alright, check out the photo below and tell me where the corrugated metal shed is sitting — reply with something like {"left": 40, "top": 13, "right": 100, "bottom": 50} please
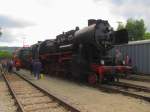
{"left": 110, "top": 39, "right": 150, "bottom": 75}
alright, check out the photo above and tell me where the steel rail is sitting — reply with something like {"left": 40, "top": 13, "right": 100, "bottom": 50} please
{"left": 109, "top": 82, "right": 150, "bottom": 92}
{"left": 121, "top": 77, "right": 150, "bottom": 83}
{"left": 98, "top": 84, "right": 150, "bottom": 102}
{"left": 14, "top": 72, "right": 80, "bottom": 112}
{"left": 0, "top": 69, "right": 25, "bottom": 112}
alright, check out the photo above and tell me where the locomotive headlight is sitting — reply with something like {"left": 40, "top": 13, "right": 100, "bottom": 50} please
{"left": 101, "top": 60, "right": 105, "bottom": 65}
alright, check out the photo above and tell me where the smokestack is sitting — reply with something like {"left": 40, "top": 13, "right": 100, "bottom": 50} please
{"left": 38, "top": 41, "right": 42, "bottom": 43}
{"left": 88, "top": 19, "right": 96, "bottom": 26}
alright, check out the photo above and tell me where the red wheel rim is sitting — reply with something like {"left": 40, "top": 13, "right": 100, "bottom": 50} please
{"left": 88, "top": 74, "right": 97, "bottom": 84}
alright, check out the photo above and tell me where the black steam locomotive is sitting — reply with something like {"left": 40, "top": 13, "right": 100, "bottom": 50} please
{"left": 14, "top": 19, "right": 131, "bottom": 84}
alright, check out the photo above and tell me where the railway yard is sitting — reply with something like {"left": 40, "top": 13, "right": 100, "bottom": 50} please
{"left": 0, "top": 0, "right": 150, "bottom": 111}
{"left": 0, "top": 68, "right": 148, "bottom": 112}
{"left": 0, "top": 16, "right": 150, "bottom": 112}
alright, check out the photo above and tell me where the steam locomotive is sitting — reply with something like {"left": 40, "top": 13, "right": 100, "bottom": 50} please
{"left": 14, "top": 19, "right": 131, "bottom": 84}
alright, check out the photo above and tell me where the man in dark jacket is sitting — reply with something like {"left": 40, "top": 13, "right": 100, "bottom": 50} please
{"left": 32, "top": 59, "right": 42, "bottom": 80}
{"left": 30, "top": 58, "right": 34, "bottom": 75}
{"left": 7, "top": 59, "right": 13, "bottom": 73}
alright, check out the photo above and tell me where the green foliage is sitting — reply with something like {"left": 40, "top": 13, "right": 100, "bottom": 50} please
{"left": 0, "top": 47, "right": 19, "bottom": 53}
{"left": 144, "top": 32, "right": 150, "bottom": 40}
{"left": 125, "top": 18, "right": 146, "bottom": 41}
{"left": 0, "top": 50, "right": 12, "bottom": 58}
{"left": 117, "top": 22, "right": 125, "bottom": 30}
{"left": 0, "top": 27, "right": 2, "bottom": 37}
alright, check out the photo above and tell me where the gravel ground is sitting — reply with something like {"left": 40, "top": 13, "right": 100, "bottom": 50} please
{"left": 17, "top": 69, "right": 150, "bottom": 112}
{"left": 120, "top": 79, "right": 150, "bottom": 88}
{"left": 0, "top": 74, "right": 17, "bottom": 112}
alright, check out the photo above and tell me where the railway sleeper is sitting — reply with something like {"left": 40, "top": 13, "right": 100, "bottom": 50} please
{"left": 20, "top": 97, "right": 52, "bottom": 105}
{"left": 24, "top": 102, "right": 59, "bottom": 111}
{"left": 17, "top": 93, "right": 45, "bottom": 99}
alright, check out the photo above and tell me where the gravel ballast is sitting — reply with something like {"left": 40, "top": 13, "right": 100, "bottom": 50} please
{"left": 0, "top": 74, "right": 17, "bottom": 112}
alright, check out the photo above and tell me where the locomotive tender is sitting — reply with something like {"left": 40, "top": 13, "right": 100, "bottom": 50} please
{"left": 14, "top": 19, "right": 131, "bottom": 84}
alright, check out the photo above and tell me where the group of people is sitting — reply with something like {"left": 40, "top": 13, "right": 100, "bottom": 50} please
{"left": 1, "top": 59, "right": 13, "bottom": 73}
{"left": 1, "top": 58, "right": 42, "bottom": 80}
{"left": 115, "top": 49, "right": 132, "bottom": 66}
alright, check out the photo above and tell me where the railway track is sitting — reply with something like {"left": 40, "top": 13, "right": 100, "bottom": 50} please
{"left": 121, "top": 75, "right": 150, "bottom": 83}
{"left": 0, "top": 72, "right": 17, "bottom": 112}
{"left": 15, "top": 69, "right": 150, "bottom": 104}
{"left": 110, "top": 81, "right": 150, "bottom": 92}
{"left": 12, "top": 69, "right": 150, "bottom": 109}
{"left": 1, "top": 70, "right": 80, "bottom": 112}
{"left": 98, "top": 82, "right": 150, "bottom": 102}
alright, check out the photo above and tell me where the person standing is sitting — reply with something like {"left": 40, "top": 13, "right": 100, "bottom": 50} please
{"left": 125, "top": 55, "right": 132, "bottom": 66}
{"left": 7, "top": 59, "right": 13, "bottom": 73}
{"left": 32, "top": 59, "right": 42, "bottom": 80}
{"left": 30, "top": 58, "right": 34, "bottom": 75}
{"left": 3, "top": 59, "right": 7, "bottom": 72}
{"left": 115, "top": 49, "right": 123, "bottom": 65}
{"left": 125, "top": 55, "right": 129, "bottom": 65}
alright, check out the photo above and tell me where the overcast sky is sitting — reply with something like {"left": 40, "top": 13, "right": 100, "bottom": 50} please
{"left": 0, "top": 0, "right": 149, "bottom": 47}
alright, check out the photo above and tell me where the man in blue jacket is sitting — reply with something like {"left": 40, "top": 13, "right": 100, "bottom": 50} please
{"left": 32, "top": 59, "right": 42, "bottom": 80}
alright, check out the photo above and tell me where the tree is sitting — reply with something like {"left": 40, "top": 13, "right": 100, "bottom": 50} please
{"left": 144, "top": 32, "right": 150, "bottom": 40}
{"left": 0, "top": 27, "right": 2, "bottom": 36}
{"left": 0, "top": 51, "right": 12, "bottom": 59}
{"left": 117, "top": 22, "right": 125, "bottom": 30}
{"left": 125, "top": 18, "right": 146, "bottom": 41}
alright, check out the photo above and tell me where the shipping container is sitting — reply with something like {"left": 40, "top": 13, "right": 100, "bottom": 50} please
{"left": 110, "top": 39, "right": 150, "bottom": 75}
